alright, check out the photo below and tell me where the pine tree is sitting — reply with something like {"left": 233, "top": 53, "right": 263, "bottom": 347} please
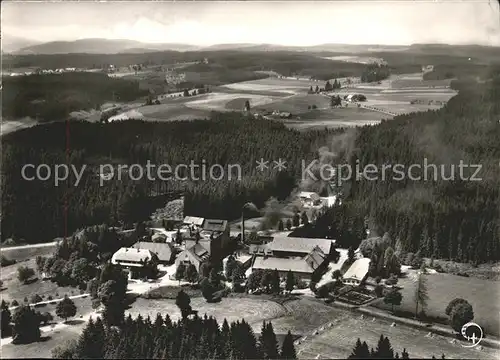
{"left": 12, "top": 305, "right": 41, "bottom": 344}
{"left": 414, "top": 270, "right": 429, "bottom": 318}
{"left": 271, "top": 269, "right": 281, "bottom": 294}
{"left": 259, "top": 322, "right": 279, "bottom": 359}
{"left": 285, "top": 270, "right": 296, "bottom": 293}
{"left": 348, "top": 338, "right": 371, "bottom": 359}
{"left": 278, "top": 220, "right": 284, "bottom": 231}
{"left": 1, "top": 300, "right": 12, "bottom": 338}
{"left": 374, "top": 335, "right": 394, "bottom": 359}
{"left": 401, "top": 348, "right": 410, "bottom": 359}
{"left": 280, "top": 330, "right": 297, "bottom": 359}
{"left": 300, "top": 212, "right": 309, "bottom": 226}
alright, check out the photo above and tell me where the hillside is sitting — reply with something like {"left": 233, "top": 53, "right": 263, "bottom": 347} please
{"left": 13, "top": 38, "right": 199, "bottom": 55}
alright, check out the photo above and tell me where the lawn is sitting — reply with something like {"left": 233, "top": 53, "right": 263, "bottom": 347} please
{"left": 1, "top": 297, "right": 94, "bottom": 358}
{"left": 1, "top": 244, "right": 58, "bottom": 262}
{"left": 127, "top": 295, "right": 342, "bottom": 335}
{"left": 372, "top": 272, "right": 500, "bottom": 337}
{"left": 0, "top": 261, "right": 79, "bottom": 304}
{"left": 295, "top": 310, "right": 500, "bottom": 359}
{"left": 1, "top": 244, "right": 78, "bottom": 304}
{"left": 126, "top": 296, "right": 287, "bottom": 327}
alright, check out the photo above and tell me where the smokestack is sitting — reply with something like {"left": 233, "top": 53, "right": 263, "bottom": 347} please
{"left": 242, "top": 211, "right": 245, "bottom": 244}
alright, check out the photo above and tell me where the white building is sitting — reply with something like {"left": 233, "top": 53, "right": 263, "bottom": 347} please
{"left": 342, "top": 257, "right": 370, "bottom": 286}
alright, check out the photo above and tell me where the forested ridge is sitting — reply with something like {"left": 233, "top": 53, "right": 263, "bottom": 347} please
{"left": 51, "top": 313, "right": 296, "bottom": 359}
{"left": 2, "top": 72, "right": 148, "bottom": 122}
{"left": 2, "top": 73, "right": 499, "bottom": 263}
{"left": 1, "top": 113, "right": 333, "bottom": 242}
{"left": 347, "top": 76, "right": 500, "bottom": 262}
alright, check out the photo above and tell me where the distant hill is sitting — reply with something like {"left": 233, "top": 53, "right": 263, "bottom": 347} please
{"left": 200, "top": 43, "right": 410, "bottom": 53}
{"left": 1, "top": 35, "right": 42, "bottom": 53}
{"left": 407, "top": 43, "right": 500, "bottom": 62}
{"left": 13, "top": 38, "right": 199, "bottom": 55}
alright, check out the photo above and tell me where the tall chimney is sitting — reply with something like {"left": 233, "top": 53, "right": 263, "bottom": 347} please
{"left": 241, "top": 211, "right": 245, "bottom": 244}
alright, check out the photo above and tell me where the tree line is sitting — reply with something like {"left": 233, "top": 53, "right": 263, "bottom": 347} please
{"left": 2, "top": 72, "right": 148, "bottom": 122}
{"left": 1, "top": 113, "right": 335, "bottom": 243}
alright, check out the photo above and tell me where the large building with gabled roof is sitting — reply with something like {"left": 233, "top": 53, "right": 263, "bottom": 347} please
{"left": 249, "top": 234, "right": 334, "bottom": 281}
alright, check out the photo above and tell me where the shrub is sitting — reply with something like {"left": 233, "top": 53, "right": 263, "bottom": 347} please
{"left": 1, "top": 256, "right": 17, "bottom": 267}
{"left": 296, "top": 280, "right": 308, "bottom": 289}
{"left": 433, "top": 264, "right": 444, "bottom": 273}
{"left": 23, "top": 297, "right": 28, "bottom": 303}
{"left": 47, "top": 295, "right": 53, "bottom": 300}
{"left": 12, "top": 300, "right": 19, "bottom": 306}
{"left": 17, "top": 266, "right": 35, "bottom": 284}
{"left": 31, "top": 294, "right": 43, "bottom": 304}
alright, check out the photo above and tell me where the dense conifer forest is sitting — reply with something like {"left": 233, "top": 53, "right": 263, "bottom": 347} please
{"left": 2, "top": 73, "right": 149, "bottom": 122}
{"left": 2, "top": 72, "right": 499, "bottom": 263}
{"left": 51, "top": 313, "right": 297, "bottom": 359}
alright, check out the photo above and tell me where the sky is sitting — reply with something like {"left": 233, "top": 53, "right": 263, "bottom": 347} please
{"left": 2, "top": 1, "right": 500, "bottom": 47}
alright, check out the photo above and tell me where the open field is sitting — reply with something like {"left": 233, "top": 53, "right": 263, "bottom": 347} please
{"left": 372, "top": 272, "right": 500, "bottom": 337}
{"left": 0, "top": 242, "right": 67, "bottom": 303}
{"left": 1, "top": 297, "right": 94, "bottom": 358}
{"left": 0, "top": 118, "right": 38, "bottom": 137}
{"left": 127, "top": 296, "right": 342, "bottom": 335}
{"left": 322, "top": 55, "right": 386, "bottom": 65}
{"left": 0, "top": 261, "right": 79, "bottom": 303}
{"left": 1, "top": 243, "right": 58, "bottom": 262}
{"left": 295, "top": 310, "right": 500, "bottom": 359}
{"left": 222, "top": 76, "right": 321, "bottom": 95}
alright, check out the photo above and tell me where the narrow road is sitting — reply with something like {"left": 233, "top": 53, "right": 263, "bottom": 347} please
{"left": 1, "top": 241, "right": 59, "bottom": 252}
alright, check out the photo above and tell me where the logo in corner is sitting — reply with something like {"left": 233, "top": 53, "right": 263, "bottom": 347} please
{"left": 460, "top": 322, "right": 483, "bottom": 348}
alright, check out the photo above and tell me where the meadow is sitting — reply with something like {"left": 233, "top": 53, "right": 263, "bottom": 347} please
{"left": 295, "top": 310, "right": 500, "bottom": 360}
{"left": 372, "top": 272, "right": 500, "bottom": 337}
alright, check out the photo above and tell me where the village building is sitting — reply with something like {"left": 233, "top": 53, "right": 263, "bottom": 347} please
{"left": 132, "top": 241, "right": 176, "bottom": 265}
{"left": 342, "top": 257, "right": 371, "bottom": 286}
{"left": 251, "top": 234, "right": 336, "bottom": 258}
{"left": 249, "top": 234, "right": 336, "bottom": 281}
{"left": 251, "top": 245, "right": 327, "bottom": 281}
{"left": 174, "top": 218, "right": 230, "bottom": 272}
{"left": 111, "top": 247, "right": 158, "bottom": 279}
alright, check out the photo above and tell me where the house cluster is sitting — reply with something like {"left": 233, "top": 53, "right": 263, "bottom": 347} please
{"left": 110, "top": 211, "right": 372, "bottom": 289}
{"left": 165, "top": 69, "right": 187, "bottom": 85}
{"left": 344, "top": 93, "right": 367, "bottom": 103}
{"left": 298, "top": 191, "right": 338, "bottom": 209}
{"left": 111, "top": 216, "right": 229, "bottom": 279}
{"left": 8, "top": 67, "right": 79, "bottom": 77}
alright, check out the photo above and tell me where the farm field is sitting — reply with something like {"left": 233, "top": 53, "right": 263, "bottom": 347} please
{"left": 372, "top": 272, "right": 500, "bottom": 337}
{"left": 295, "top": 310, "right": 500, "bottom": 359}
{"left": 78, "top": 69, "right": 458, "bottom": 129}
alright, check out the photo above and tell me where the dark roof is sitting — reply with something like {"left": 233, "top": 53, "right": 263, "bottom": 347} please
{"left": 249, "top": 244, "right": 272, "bottom": 256}
{"left": 132, "top": 242, "right": 174, "bottom": 262}
{"left": 187, "top": 243, "right": 210, "bottom": 262}
{"left": 203, "top": 219, "right": 228, "bottom": 232}
{"left": 304, "top": 246, "right": 326, "bottom": 271}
